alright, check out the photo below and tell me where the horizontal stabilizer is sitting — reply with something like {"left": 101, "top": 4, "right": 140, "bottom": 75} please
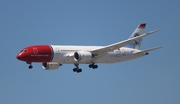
{"left": 141, "top": 46, "right": 163, "bottom": 52}
{"left": 134, "top": 46, "right": 163, "bottom": 54}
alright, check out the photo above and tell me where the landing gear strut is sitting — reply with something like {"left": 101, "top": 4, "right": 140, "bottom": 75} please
{"left": 89, "top": 63, "right": 98, "bottom": 69}
{"left": 26, "top": 62, "right": 33, "bottom": 69}
{"left": 73, "top": 64, "right": 82, "bottom": 73}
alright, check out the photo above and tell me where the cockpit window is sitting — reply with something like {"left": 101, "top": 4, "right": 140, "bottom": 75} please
{"left": 24, "top": 50, "right": 28, "bottom": 52}
{"left": 20, "top": 49, "right": 28, "bottom": 52}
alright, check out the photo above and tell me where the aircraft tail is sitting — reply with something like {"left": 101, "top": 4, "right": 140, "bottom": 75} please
{"left": 126, "top": 23, "right": 146, "bottom": 49}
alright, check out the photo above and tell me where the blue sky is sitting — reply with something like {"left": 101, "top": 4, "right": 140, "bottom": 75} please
{"left": 0, "top": 0, "right": 179, "bottom": 104}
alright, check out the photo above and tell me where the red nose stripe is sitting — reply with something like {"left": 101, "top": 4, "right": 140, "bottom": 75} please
{"left": 18, "top": 45, "right": 53, "bottom": 62}
{"left": 29, "top": 45, "right": 53, "bottom": 62}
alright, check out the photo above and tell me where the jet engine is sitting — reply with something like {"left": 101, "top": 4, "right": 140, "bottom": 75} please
{"left": 42, "top": 62, "right": 61, "bottom": 70}
{"left": 74, "top": 51, "right": 92, "bottom": 62}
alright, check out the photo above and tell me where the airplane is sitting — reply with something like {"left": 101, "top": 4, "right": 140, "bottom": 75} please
{"left": 16, "top": 23, "right": 162, "bottom": 73}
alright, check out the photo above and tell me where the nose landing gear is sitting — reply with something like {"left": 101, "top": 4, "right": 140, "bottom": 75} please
{"left": 28, "top": 65, "right": 33, "bottom": 69}
{"left": 26, "top": 62, "right": 33, "bottom": 69}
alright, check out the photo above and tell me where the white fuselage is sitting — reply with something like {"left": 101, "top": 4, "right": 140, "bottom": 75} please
{"left": 50, "top": 45, "right": 145, "bottom": 64}
{"left": 16, "top": 23, "right": 161, "bottom": 71}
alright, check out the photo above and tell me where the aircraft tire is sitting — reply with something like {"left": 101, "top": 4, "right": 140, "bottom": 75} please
{"left": 94, "top": 65, "right": 98, "bottom": 69}
{"left": 89, "top": 64, "right": 92, "bottom": 68}
{"left": 77, "top": 68, "right": 82, "bottom": 73}
{"left": 29, "top": 65, "right": 33, "bottom": 69}
{"left": 92, "top": 65, "right": 98, "bottom": 69}
{"left": 73, "top": 68, "right": 77, "bottom": 72}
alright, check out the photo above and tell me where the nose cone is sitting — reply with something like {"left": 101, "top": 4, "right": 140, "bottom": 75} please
{"left": 16, "top": 53, "right": 23, "bottom": 60}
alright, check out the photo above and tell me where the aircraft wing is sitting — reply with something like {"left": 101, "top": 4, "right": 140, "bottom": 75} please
{"left": 90, "top": 29, "right": 160, "bottom": 61}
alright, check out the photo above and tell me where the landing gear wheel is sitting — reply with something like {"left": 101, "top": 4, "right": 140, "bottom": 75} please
{"left": 73, "top": 68, "right": 76, "bottom": 72}
{"left": 73, "top": 64, "right": 82, "bottom": 73}
{"left": 73, "top": 68, "right": 82, "bottom": 73}
{"left": 89, "top": 64, "right": 92, "bottom": 68}
{"left": 77, "top": 68, "right": 82, "bottom": 73}
{"left": 89, "top": 64, "right": 98, "bottom": 69}
{"left": 26, "top": 62, "right": 33, "bottom": 69}
{"left": 73, "top": 68, "right": 77, "bottom": 72}
{"left": 93, "top": 65, "right": 98, "bottom": 69}
{"left": 28, "top": 65, "right": 33, "bottom": 69}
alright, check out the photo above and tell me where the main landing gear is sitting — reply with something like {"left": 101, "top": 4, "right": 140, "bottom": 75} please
{"left": 73, "top": 63, "right": 99, "bottom": 73}
{"left": 73, "top": 64, "right": 82, "bottom": 73}
{"left": 26, "top": 62, "right": 33, "bottom": 69}
{"left": 89, "top": 63, "right": 98, "bottom": 69}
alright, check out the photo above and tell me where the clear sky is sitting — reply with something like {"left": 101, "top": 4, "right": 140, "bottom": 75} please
{"left": 0, "top": 0, "right": 179, "bottom": 104}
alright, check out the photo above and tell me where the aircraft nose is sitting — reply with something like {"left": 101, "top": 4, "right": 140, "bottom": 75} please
{"left": 16, "top": 53, "right": 23, "bottom": 60}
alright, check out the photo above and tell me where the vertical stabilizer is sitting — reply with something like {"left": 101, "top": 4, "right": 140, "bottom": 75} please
{"left": 126, "top": 23, "right": 146, "bottom": 49}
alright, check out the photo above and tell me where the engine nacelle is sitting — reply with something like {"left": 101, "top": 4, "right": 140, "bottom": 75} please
{"left": 74, "top": 51, "right": 92, "bottom": 62}
{"left": 42, "top": 62, "right": 61, "bottom": 70}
